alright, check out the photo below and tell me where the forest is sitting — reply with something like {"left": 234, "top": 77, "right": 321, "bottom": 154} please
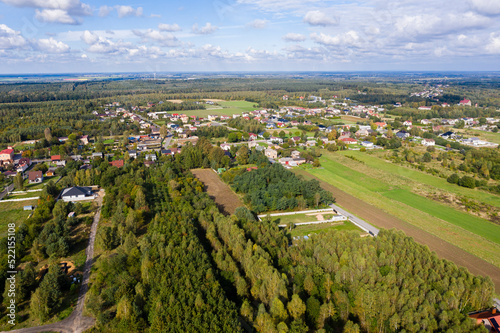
{"left": 231, "top": 163, "right": 334, "bottom": 213}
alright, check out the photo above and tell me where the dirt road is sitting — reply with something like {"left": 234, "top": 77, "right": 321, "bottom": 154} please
{"left": 191, "top": 169, "right": 243, "bottom": 215}
{"left": 294, "top": 170, "right": 500, "bottom": 292}
{"left": 3, "top": 190, "right": 104, "bottom": 333}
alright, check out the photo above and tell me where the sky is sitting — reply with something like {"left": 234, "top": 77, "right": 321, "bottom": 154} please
{"left": 0, "top": 0, "right": 500, "bottom": 73}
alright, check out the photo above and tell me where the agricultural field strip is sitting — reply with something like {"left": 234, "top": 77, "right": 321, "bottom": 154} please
{"left": 327, "top": 152, "right": 500, "bottom": 244}
{"left": 306, "top": 156, "right": 500, "bottom": 267}
{"left": 338, "top": 150, "right": 500, "bottom": 207}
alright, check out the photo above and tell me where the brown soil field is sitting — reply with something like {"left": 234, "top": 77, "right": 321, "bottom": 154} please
{"left": 294, "top": 169, "right": 500, "bottom": 292}
{"left": 167, "top": 99, "right": 183, "bottom": 103}
{"left": 191, "top": 169, "right": 243, "bottom": 215}
{"left": 341, "top": 115, "right": 364, "bottom": 122}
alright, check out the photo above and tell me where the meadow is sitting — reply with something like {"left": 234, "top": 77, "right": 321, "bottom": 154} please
{"left": 290, "top": 220, "right": 362, "bottom": 237}
{"left": 302, "top": 151, "right": 500, "bottom": 267}
{"left": 0, "top": 199, "right": 37, "bottom": 236}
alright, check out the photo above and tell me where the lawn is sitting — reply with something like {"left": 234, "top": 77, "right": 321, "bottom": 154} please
{"left": 290, "top": 221, "right": 363, "bottom": 237}
{"left": 303, "top": 152, "right": 500, "bottom": 267}
{"left": 0, "top": 199, "right": 38, "bottom": 237}
{"left": 159, "top": 100, "right": 259, "bottom": 118}
{"left": 103, "top": 139, "right": 115, "bottom": 144}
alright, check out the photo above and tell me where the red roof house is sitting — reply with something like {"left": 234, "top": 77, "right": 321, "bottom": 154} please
{"left": 109, "top": 160, "right": 124, "bottom": 168}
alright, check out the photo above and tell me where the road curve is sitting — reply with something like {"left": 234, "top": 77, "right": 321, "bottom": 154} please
{"left": 3, "top": 190, "right": 104, "bottom": 333}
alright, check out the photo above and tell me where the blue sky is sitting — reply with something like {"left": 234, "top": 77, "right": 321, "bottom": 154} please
{"left": 0, "top": 0, "right": 500, "bottom": 73}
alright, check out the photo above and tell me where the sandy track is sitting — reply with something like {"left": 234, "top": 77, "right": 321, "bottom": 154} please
{"left": 294, "top": 170, "right": 500, "bottom": 292}
{"left": 191, "top": 169, "right": 243, "bottom": 215}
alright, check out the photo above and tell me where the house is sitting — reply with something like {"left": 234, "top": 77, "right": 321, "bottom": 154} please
{"left": 395, "top": 131, "right": 410, "bottom": 139}
{"left": 45, "top": 169, "right": 56, "bottom": 177}
{"left": 109, "top": 160, "right": 124, "bottom": 168}
{"left": 440, "top": 131, "right": 456, "bottom": 140}
{"left": 403, "top": 120, "right": 413, "bottom": 126}
{"left": 92, "top": 152, "right": 103, "bottom": 159}
{"left": 264, "top": 148, "right": 278, "bottom": 159}
{"left": 459, "top": 99, "right": 472, "bottom": 106}
{"left": 220, "top": 143, "right": 231, "bottom": 151}
{"left": 80, "top": 135, "right": 89, "bottom": 145}
{"left": 60, "top": 186, "right": 95, "bottom": 202}
{"left": 0, "top": 148, "right": 14, "bottom": 164}
{"left": 248, "top": 141, "right": 258, "bottom": 149}
{"left": 128, "top": 150, "right": 139, "bottom": 158}
{"left": 422, "top": 138, "right": 435, "bottom": 146}
{"left": 420, "top": 119, "right": 432, "bottom": 125}
{"left": 28, "top": 170, "right": 43, "bottom": 184}
{"left": 248, "top": 133, "right": 258, "bottom": 141}
{"left": 361, "top": 141, "right": 374, "bottom": 148}
{"left": 145, "top": 154, "right": 157, "bottom": 161}
{"left": 291, "top": 150, "right": 301, "bottom": 159}
{"left": 341, "top": 138, "right": 357, "bottom": 144}
{"left": 418, "top": 106, "right": 432, "bottom": 110}
{"left": 51, "top": 155, "right": 61, "bottom": 163}
{"left": 469, "top": 308, "right": 500, "bottom": 333}
{"left": 16, "top": 158, "right": 31, "bottom": 173}
{"left": 268, "top": 137, "right": 283, "bottom": 144}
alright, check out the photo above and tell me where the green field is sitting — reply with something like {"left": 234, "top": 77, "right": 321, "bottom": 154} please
{"left": 290, "top": 221, "right": 363, "bottom": 237}
{"left": 269, "top": 212, "right": 336, "bottom": 224}
{"left": 455, "top": 128, "right": 500, "bottom": 145}
{"left": 0, "top": 199, "right": 37, "bottom": 236}
{"left": 156, "top": 100, "right": 259, "bottom": 118}
{"left": 104, "top": 139, "right": 115, "bottom": 144}
{"left": 302, "top": 152, "right": 500, "bottom": 267}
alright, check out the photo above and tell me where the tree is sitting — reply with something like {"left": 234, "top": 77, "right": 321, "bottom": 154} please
{"left": 44, "top": 127, "right": 52, "bottom": 142}
{"left": 14, "top": 172, "right": 24, "bottom": 190}
{"left": 447, "top": 173, "right": 459, "bottom": 184}
{"left": 160, "top": 125, "right": 168, "bottom": 138}
{"left": 288, "top": 294, "right": 306, "bottom": 320}
{"left": 236, "top": 146, "right": 249, "bottom": 165}
{"left": 30, "top": 288, "right": 49, "bottom": 322}
{"left": 422, "top": 152, "right": 432, "bottom": 162}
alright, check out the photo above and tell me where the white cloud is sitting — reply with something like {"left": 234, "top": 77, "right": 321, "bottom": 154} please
{"left": 35, "top": 37, "right": 70, "bottom": 53}
{"left": 485, "top": 33, "right": 500, "bottom": 53}
{"left": 303, "top": 10, "right": 338, "bottom": 26}
{"left": 236, "top": 0, "right": 321, "bottom": 13}
{"left": 35, "top": 8, "right": 78, "bottom": 24}
{"left": 0, "top": 24, "right": 26, "bottom": 49}
{"left": 469, "top": 0, "right": 500, "bottom": 15}
{"left": 115, "top": 5, "right": 143, "bottom": 18}
{"left": 81, "top": 30, "right": 98, "bottom": 44}
{"left": 310, "top": 31, "right": 362, "bottom": 47}
{"left": 283, "top": 33, "right": 306, "bottom": 42}
{"left": 394, "top": 12, "right": 489, "bottom": 41}
{"left": 158, "top": 23, "right": 181, "bottom": 32}
{"left": 192, "top": 22, "right": 218, "bottom": 34}
{"left": 133, "top": 29, "right": 180, "bottom": 47}
{"left": 1, "top": 0, "right": 91, "bottom": 24}
{"left": 98, "top": 5, "right": 112, "bottom": 17}
{"left": 247, "top": 19, "right": 268, "bottom": 29}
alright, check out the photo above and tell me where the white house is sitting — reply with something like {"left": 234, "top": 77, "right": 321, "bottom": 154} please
{"left": 60, "top": 186, "right": 95, "bottom": 202}
{"left": 361, "top": 141, "right": 374, "bottom": 148}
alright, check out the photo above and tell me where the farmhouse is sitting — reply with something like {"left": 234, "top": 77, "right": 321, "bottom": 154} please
{"left": 28, "top": 170, "right": 43, "bottom": 184}
{"left": 60, "top": 186, "right": 95, "bottom": 202}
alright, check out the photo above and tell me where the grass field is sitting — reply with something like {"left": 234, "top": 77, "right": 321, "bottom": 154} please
{"left": 455, "top": 128, "right": 500, "bottom": 144}
{"left": 0, "top": 199, "right": 37, "bottom": 236}
{"left": 271, "top": 212, "right": 336, "bottom": 224}
{"left": 290, "top": 220, "right": 362, "bottom": 237}
{"left": 302, "top": 152, "right": 500, "bottom": 267}
{"left": 155, "top": 100, "right": 259, "bottom": 119}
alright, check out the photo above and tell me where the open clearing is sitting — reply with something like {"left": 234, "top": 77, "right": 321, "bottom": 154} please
{"left": 167, "top": 99, "right": 183, "bottom": 103}
{"left": 191, "top": 168, "right": 243, "bottom": 215}
{"left": 290, "top": 220, "right": 362, "bottom": 237}
{"left": 0, "top": 199, "right": 37, "bottom": 236}
{"left": 293, "top": 169, "right": 500, "bottom": 292}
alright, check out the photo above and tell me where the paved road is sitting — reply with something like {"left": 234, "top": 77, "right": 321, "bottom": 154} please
{"left": 330, "top": 203, "right": 380, "bottom": 236}
{"left": 3, "top": 190, "right": 104, "bottom": 333}
{"left": 0, "top": 184, "right": 14, "bottom": 200}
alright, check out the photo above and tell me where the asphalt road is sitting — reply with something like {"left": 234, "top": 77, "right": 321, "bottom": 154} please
{"left": 330, "top": 203, "right": 380, "bottom": 235}
{"left": 3, "top": 190, "right": 104, "bottom": 333}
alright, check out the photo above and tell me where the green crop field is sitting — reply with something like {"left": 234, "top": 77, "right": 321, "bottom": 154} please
{"left": 160, "top": 100, "right": 259, "bottom": 118}
{"left": 383, "top": 189, "right": 500, "bottom": 245}
{"left": 302, "top": 152, "right": 500, "bottom": 267}
{"left": 338, "top": 150, "right": 500, "bottom": 208}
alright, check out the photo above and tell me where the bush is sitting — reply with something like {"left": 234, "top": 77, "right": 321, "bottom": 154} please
{"left": 458, "top": 176, "right": 476, "bottom": 189}
{"left": 447, "top": 173, "right": 459, "bottom": 184}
